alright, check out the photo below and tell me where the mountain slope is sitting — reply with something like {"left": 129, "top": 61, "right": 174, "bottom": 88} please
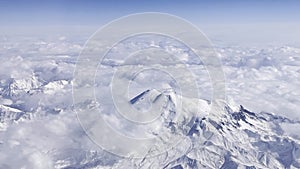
{"left": 110, "top": 89, "right": 300, "bottom": 169}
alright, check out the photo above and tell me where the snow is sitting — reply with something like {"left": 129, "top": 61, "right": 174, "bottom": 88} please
{"left": 0, "top": 29, "right": 299, "bottom": 168}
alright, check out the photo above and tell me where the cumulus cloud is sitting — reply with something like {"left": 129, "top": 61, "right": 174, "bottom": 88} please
{"left": 0, "top": 32, "right": 299, "bottom": 168}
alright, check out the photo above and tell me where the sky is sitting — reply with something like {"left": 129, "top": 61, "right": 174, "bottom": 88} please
{"left": 1, "top": 0, "right": 300, "bottom": 27}
{"left": 1, "top": 0, "right": 300, "bottom": 46}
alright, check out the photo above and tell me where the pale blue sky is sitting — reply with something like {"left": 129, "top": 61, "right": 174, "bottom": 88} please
{"left": 1, "top": 0, "right": 300, "bottom": 26}
{"left": 1, "top": 0, "right": 299, "bottom": 46}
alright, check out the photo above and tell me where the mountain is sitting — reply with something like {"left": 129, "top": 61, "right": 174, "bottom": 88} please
{"left": 111, "top": 89, "right": 300, "bottom": 169}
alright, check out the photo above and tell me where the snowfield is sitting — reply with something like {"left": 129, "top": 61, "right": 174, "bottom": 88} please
{"left": 0, "top": 32, "right": 299, "bottom": 168}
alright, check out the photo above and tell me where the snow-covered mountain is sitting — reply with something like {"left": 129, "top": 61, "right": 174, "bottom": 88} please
{"left": 106, "top": 89, "right": 300, "bottom": 169}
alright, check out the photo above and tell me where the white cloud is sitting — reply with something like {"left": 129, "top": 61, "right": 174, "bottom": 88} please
{"left": 0, "top": 31, "right": 299, "bottom": 168}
